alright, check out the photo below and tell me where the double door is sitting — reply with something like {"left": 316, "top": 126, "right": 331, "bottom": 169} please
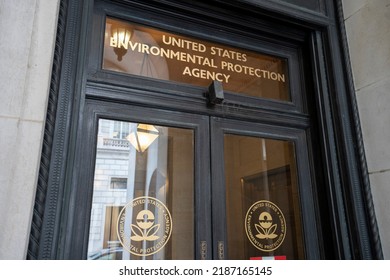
{"left": 75, "top": 99, "right": 319, "bottom": 260}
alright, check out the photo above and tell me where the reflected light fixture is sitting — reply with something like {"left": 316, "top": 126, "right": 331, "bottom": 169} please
{"left": 127, "top": 124, "right": 159, "bottom": 153}
{"left": 110, "top": 25, "right": 132, "bottom": 61}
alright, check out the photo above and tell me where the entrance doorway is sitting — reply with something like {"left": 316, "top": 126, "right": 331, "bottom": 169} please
{"left": 27, "top": 0, "right": 382, "bottom": 261}
{"left": 81, "top": 100, "right": 319, "bottom": 260}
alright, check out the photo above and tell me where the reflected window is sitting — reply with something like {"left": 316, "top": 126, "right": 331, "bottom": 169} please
{"left": 110, "top": 177, "right": 127, "bottom": 190}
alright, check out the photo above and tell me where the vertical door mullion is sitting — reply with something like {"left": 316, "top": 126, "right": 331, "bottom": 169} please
{"left": 210, "top": 117, "right": 228, "bottom": 260}
{"left": 194, "top": 115, "right": 213, "bottom": 260}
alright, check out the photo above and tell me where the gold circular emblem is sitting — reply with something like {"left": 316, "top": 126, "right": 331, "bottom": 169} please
{"left": 245, "top": 200, "right": 286, "bottom": 252}
{"left": 117, "top": 196, "right": 172, "bottom": 256}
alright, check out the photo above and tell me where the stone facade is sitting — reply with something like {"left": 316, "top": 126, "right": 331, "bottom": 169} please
{"left": 342, "top": 0, "right": 390, "bottom": 259}
{"left": 0, "top": 0, "right": 60, "bottom": 259}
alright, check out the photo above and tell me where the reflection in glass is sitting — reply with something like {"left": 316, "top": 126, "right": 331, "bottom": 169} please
{"left": 103, "top": 17, "right": 290, "bottom": 101}
{"left": 88, "top": 119, "right": 194, "bottom": 260}
{"left": 224, "top": 135, "right": 304, "bottom": 259}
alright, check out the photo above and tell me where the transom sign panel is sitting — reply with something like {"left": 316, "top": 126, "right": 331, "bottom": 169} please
{"left": 103, "top": 17, "right": 290, "bottom": 101}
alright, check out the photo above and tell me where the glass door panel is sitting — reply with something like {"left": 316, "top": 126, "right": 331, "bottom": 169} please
{"left": 82, "top": 112, "right": 318, "bottom": 260}
{"left": 224, "top": 134, "right": 304, "bottom": 260}
{"left": 211, "top": 117, "right": 318, "bottom": 260}
{"left": 87, "top": 119, "right": 194, "bottom": 260}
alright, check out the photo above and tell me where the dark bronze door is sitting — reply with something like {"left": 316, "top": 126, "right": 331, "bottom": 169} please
{"left": 72, "top": 100, "right": 320, "bottom": 260}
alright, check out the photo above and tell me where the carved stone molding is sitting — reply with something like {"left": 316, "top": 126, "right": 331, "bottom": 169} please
{"left": 335, "top": 0, "right": 383, "bottom": 259}
{"left": 27, "top": 0, "right": 69, "bottom": 260}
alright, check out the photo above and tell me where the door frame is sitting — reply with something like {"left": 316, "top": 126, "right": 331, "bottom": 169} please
{"left": 27, "top": 0, "right": 383, "bottom": 259}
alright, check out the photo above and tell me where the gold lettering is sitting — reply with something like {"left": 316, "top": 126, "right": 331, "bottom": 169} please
{"left": 210, "top": 46, "right": 220, "bottom": 56}
{"left": 183, "top": 66, "right": 192, "bottom": 76}
{"left": 182, "top": 66, "right": 230, "bottom": 83}
{"left": 150, "top": 46, "right": 160, "bottom": 56}
{"left": 170, "top": 51, "right": 180, "bottom": 60}
{"left": 160, "top": 47, "right": 170, "bottom": 58}
{"left": 162, "top": 34, "right": 170, "bottom": 45}
{"left": 162, "top": 35, "right": 206, "bottom": 52}
{"left": 110, "top": 37, "right": 117, "bottom": 48}
{"left": 202, "top": 58, "right": 217, "bottom": 68}
{"left": 128, "top": 41, "right": 138, "bottom": 51}
{"left": 111, "top": 30, "right": 286, "bottom": 86}
{"left": 118, "top": 39, "right": 127, "bottom": 49}
{"left": 210, "top": 46, "right": 246, "bottom": 61}
{"left": 141, "top": 44, "right": 149, "bottom": 54}
{"left": 220, "top": 61, "right": 285, "bottom": 82}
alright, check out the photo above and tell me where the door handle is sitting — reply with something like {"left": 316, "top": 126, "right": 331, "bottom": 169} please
{"left": 200, "top": 241, "right": 207, "bottom": 260}
{"left": 218, "top": 241, "right": 225, "bottom": 260}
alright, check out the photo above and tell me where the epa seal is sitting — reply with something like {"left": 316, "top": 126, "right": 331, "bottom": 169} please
{"left": 245, "top": 200, "right": 286, "bottom": 252}
{"left": 117, "top": 196, "right": 172, "bottom": 256}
